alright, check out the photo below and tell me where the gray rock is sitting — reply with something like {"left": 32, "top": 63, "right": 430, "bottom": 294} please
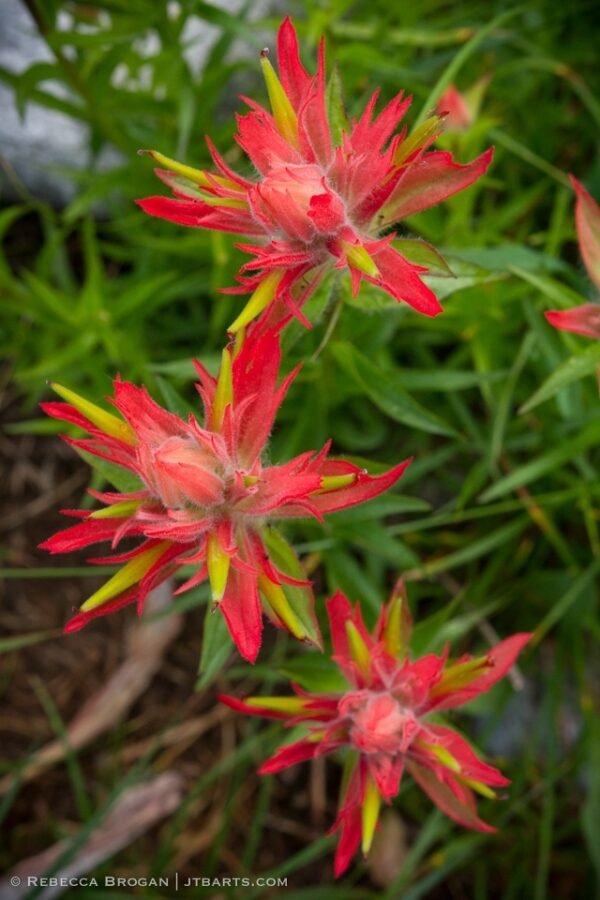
{"left": 0, "top": 0, "right": 271, "bottom": 205}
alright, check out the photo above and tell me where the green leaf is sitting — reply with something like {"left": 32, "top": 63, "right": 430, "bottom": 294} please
{"left": 0, "top": 629, "right": 60, "bottom": 654}
{"left": 412, "top": 599, "right": 501, "bottom": 655}
{"left": 331, "top": 341, "right": 459, "bottom": 437}
{"left": 150, "top": 354, "right": 220, "bottom": 380}
{"left": 4, "top": 418, "right": 64, "bottom": 436}
{"left": 21, "top": 271, "right": 79, "bottom": 326}
{"left": 324, "top": 547, "right": 384, "bottom": 615}
{"left": 449, "top": 244, "right": 565, "bottom": 274}
{"left": 489, "top": 331, "right": 536, "bottom": 466}
{"left": 490, "top": 128, "right": 571, "bottom": 186}
{"left": 393, "top": 239, "right": 453, "bottom": 276}
{"left": 279, "top": 655, "right": 346, "bottom": 693}
{"left": 520, "top": 343, "right": 600, "bottom": 413}
{"left": 196, "top": 603, "right": 233, "bottom": 691}
{"left": 337, "top": 520, "right": 420, "bottom": 568}
{"left": 325, "top": 64, "right": 348, "bottom": 145}
{"left": 414, "top": 6, "right": 523, "bottom": 127}
{"left": 479, "top": 419, "right": 600, "bottom": 502}
{"left": 15, "top": 62, "right": 66, "bottom": 118}
{"left": 0, "top": 206, "right": 35, "bottom": 277}
{"left": 154, "top": 375, "right": 192, "bottom": 417}
{"left": 261, "top": 527, "right": 322, "bottom": 648}
{"left": 532, "top": 559, "right": 600, "bottom": 644}
{"left": 339, "top": 253, "right": 501, "bottom": 310}
{"left": 581, "top": 721, "right": 600, "bottom": 880}
{"left": 330, "top": 494, "right": 430, "bottom": 524}
{"left": 424, "top": 256, "right": 504, "bottom": 301}
{"left": 510, "top": 266, "right": 584, "bottom": 308}
{"left": 392, "top": 368, "right": 505, "bottom": 392}
{"left": 18, "top": 331, "right": 97, "bottom": 381}
{"left": 79, "top": 217, "right": 104, "bottom": 316}
{"left": 342, "top": 279, "right": 400, "bottom": 311}
{"left": 114, "top": 272, "right": 181, "bottom": 319}
{"left": 405, "top": 518, "right": 528, "bottom": 579}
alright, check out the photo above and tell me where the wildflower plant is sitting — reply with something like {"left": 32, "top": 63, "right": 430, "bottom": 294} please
{"left": 221, "top": 585, "right": 531, "bottom": 875}
{"left": 33, "top": 13, "right": 559, "bottom": 883}
{"left": 138, "top": 17, "right": 493, "bottom": 331}
{"left": 41, "top": 326, "right": 409, "bottom": 661}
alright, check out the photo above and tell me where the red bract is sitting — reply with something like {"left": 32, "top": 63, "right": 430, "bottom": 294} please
{"left": 40, "top": 329, "right": 410, "bottom": 662}
{"left": 220, "top": 584, "right": 530, "bottom": 875}
{"left": 138, "top": 17, "right": 493, "bottom": 332}
{"left": 545, "top": 176, "right": 600, "bottom": 339}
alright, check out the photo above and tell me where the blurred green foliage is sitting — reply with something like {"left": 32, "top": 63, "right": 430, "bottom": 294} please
{"left": 1, "top": 0, "right": 599, "bottom": 896}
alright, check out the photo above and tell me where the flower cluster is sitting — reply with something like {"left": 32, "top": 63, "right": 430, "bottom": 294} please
{"left": 41, "top": 17, "right": 541, "bottom": 879}
{"left": 138, "top": 17, "right": 492, "bottom": 331}
{"left": 42, "top": 327, "right": 409, "bottom": 662}
{"left": 221, "top": 585, "right": 530, "bottom": 875}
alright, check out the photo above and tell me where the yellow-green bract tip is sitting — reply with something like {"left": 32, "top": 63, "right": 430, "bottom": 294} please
{"left": 80, "top": 541, "right": 170, "bottom": 612}
{"left": 51, "top": 383, "right": 136, "bottom": 445}
{"left": 228, "top": 269, "right": 284, "bottom": 333}
{"left": 207, "top": 533, "right": 231, "bottom": 603}
{"left": 258, "top": 575, "right": 306, "bottom": 640}
{"left": 361, "top": 774, "right": 381, "bottom": 855}
{"left": 259, "top": 53, "right": 299, "bottom": 147}
{"left": 345, "top": 620, "right": 371, "bottom": 678}
{"left": 211, "top": 348, "right": 233, "bottom": 430}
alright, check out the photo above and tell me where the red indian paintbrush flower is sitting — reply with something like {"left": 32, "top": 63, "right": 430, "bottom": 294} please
{"left": 221, "top": 583, "right": 530, "bottom": 875}
{"left": 545, "top": 176, "right": 600, "bottom": 339}
{"left": 40, "top": 328, "right": 410, "bottom": 662}
{"left": 138, "top": 17, "right": 493, "bottom": 332}
{"left": 436, "top": 78, "right": 490, "bottom": 133}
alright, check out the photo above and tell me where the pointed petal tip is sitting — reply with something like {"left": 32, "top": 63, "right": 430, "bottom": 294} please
{"left": 333, "top": 857, "right": 349, "bottom": 879}
{"left": 306, "top": 628, "right": 324, "bottom": 653}
{"left": 64, "top": 615, "right": 85, "bottom": 634}
{"left": 569, "top": 173, "right": 584, "bottom": 195}
{"left": 499, "top": 631, "right": 532, "bottom": 660}
{"left": 424, "top": 299, "right": 444, "bottom": 317}
{"left": 234, "top": 631, "right": 262, "bottom": 664}
{"left": 482, "top": 145, "right": 495, "bottom": 166}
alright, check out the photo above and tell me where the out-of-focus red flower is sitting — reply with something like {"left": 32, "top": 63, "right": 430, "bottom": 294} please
{"left": 436, "top": 78, "right": 490, "bottom": 132}
{"left": 138, "top": 18, "right": 493, "bottom": 331}
{"left": 437, "top": 85, "right": 473, "bottom": 132}
{"left": 546, "top": 176, "right": 600, "bottom": 339}
{"left": 545, "top": 303, "right": 600, "bottom": 339}
{"left": 40, "top": 329, "right": 410, "bottom": 662}
{"left": 221, "top": 583, "right": 530, "bottom": 875}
